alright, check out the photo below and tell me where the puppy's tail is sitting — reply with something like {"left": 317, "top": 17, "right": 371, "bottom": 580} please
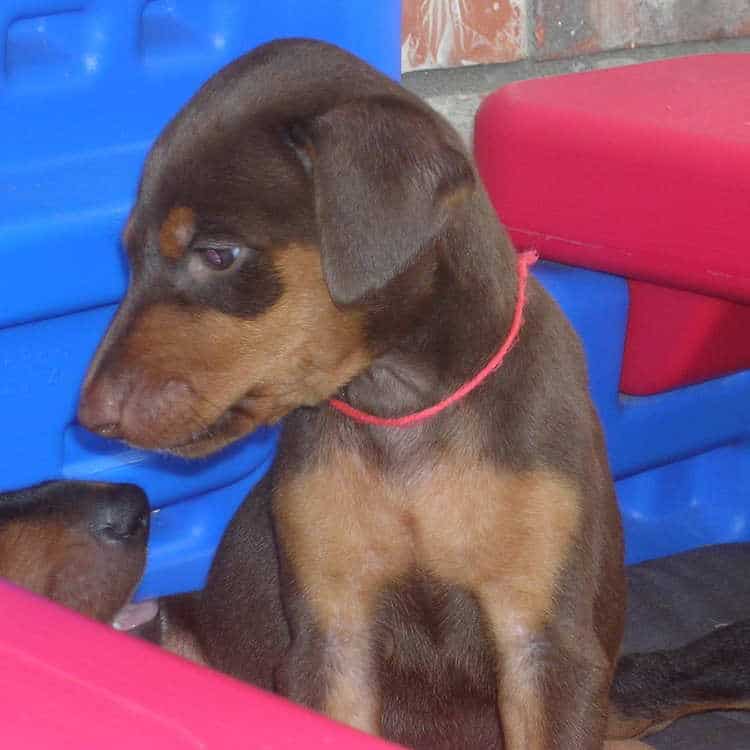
{"left": 608, "top": 619, "right": 750, "bottom": 739}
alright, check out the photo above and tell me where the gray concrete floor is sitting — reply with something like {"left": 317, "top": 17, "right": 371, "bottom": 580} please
{"left": 402, "top": 37, "right": 750, "bottom": 145}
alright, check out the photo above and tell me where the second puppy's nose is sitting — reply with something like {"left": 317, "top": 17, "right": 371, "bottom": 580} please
{"left": 92, "top": 484, "right": 149, "bottom": 542}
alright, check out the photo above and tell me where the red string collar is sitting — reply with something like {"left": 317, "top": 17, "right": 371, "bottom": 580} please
{"left": 329, "top": 251, "right": 538, "bottom": 428}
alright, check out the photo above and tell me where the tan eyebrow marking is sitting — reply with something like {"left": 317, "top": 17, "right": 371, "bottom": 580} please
{"left": 159, "top": 206, "right": 196, "bottom": 260}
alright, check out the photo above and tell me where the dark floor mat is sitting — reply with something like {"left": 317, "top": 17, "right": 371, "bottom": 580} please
{"left": 623, "top": 543, "right": 750, "bottom": 749}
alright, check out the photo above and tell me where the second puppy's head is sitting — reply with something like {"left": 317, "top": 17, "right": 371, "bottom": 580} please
{"left": 0, "top": 480, "right": 148, "bottom": 622}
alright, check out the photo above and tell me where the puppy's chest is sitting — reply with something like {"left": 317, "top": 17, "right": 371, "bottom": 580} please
{"left": 273, "top": 449, "right": 581, "bottom": 602}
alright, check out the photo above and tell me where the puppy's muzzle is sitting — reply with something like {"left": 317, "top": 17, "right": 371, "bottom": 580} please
{"left": 78, "top": 367, "right": 195, "bottom": 448}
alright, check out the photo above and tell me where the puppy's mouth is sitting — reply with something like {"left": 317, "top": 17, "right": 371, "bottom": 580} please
{"left": 165, "top": 393, "right": 264, "bottom": 458}
{"left": 121, "top": 382, "right": 294, "bottom": 458}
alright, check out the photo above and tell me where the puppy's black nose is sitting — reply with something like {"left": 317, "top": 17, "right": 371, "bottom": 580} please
{"left": 92, "top": 484, "right": 149, "bottom": 542}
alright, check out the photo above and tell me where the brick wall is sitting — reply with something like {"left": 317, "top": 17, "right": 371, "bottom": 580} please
{"left": 402, "top": 0, "right": 750, "bottom": 71}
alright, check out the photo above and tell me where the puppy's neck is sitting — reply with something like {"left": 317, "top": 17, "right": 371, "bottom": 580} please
{"left": 339, "top": 192, "right": 521, "bottom": 425}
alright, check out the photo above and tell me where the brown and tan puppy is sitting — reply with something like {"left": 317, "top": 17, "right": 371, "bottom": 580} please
{"left": 76, "top": 37, "right": 637, "bottom": 748}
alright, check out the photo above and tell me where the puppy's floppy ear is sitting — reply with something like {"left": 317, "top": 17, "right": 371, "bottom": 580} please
{"left": 297, "top": 96, "right": 474, "bottom": 305}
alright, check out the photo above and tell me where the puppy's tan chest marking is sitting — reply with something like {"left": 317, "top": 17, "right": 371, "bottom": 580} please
{"left": 276, "top": 454, "right": 412, "bottom": 628}
{"left": 277, "top": 451, "right": 581, "bottom": 618}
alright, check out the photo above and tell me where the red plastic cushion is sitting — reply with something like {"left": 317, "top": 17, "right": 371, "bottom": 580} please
{"left": 474, "top": 53, "right": 750, "bottom": 394}
{"left": 621, "top": 281, "right": 750, "bottom": 395}
{"left": 0, "top": 582, "right": 400, "bottom": 749}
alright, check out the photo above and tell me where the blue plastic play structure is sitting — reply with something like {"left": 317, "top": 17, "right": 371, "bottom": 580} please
{"left": 536, "top": 262, "right": 750, "bottom": 565}
{"left": 0, "top": 0, "right": 401, "bottom": 600}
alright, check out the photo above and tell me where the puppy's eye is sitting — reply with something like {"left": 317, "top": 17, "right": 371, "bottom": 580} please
{"left": 200, "top": 246, "right": 241, "bottom": 270}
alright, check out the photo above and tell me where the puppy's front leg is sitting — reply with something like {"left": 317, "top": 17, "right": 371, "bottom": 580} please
{"left": 274, "top": 471, "right": 411, "bottom": 736}
{"left": 321, "top": 615, "right": 380, "bottom": 732}
{"left": 275, "top": 575, "right": 381, "bottom": 735}
{"left": 480, "top": 593, "right": 611, "bottom": 750}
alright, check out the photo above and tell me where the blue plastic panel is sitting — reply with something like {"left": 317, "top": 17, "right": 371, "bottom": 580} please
{"left": 535, "top": 262, "right": 750, "bottom": 564}
{"left": 0, "top": 0, "right": 401, "bottom": 327}
{"left": 0, "top": 0, "right": 401, "bottom": 599}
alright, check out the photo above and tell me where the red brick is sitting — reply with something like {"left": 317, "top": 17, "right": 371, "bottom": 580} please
{"left": 402, "top": 0, "right": 528, "bottom": 71}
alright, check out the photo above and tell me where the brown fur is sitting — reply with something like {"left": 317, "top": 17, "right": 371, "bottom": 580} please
{"left": 159, "top": 206, "right": 195, "bottom": 259}
{"left": 155, "top": 594, "right": 208, "bottom": 665}
{"left": 0, "top": 519, "right": 134, "bottom": 622}
{"left": 0, "top": 520, "right": 83, "bottom": 595}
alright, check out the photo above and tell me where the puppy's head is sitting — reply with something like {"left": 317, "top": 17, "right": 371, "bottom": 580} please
{"left": 78, "top": 39, "right": 474, "bottom": 457}
{"left": 0, "top": 481, "right": 148, "bottom": 622}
